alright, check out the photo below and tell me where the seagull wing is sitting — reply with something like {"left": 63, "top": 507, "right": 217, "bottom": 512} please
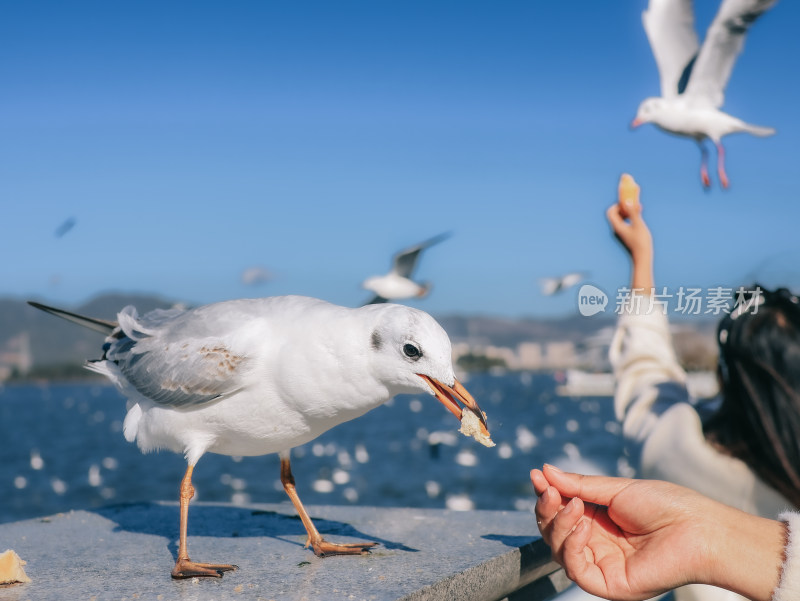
{"left": 27, "top": 301, "right": 117, "bottom": 335}
{"left": 562, "top": 272, "right": 587, "bottom": 288}
{"left": 392, "top": 232, "right": 451, "bottom": 278}
{"left": 642, "top": 0, "right": 700, "bottom": 97}
{"left": 107, "top": 307, "right": 250, "bottom": 409}
{"left": 540, "top": 278, "right": 561, "bottom": 296}
{"left": 684, "top": 0, "right": 778, "bottom": 107}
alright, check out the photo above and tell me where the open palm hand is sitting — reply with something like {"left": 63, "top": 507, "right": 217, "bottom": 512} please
{"left": 532, "top": 466, "right": 715, "bottom": 600}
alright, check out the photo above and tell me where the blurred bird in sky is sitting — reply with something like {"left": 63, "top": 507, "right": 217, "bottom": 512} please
{"left": 28, "top": 295, "right": 490, "bottom": 579}
{"left": 539, "top": 272, "right": 588, "bottom": 296}
{"left": 631, "top": 0, "right": 778, "bottom": 189}
{"left": 240, "top": 266, "right": 273, "bottom": 286}
{"left": 362, "top": 232, "right": 451, "bottom": 305}
{"left": 54, "top": 217, "right": 76, "bottom": 238}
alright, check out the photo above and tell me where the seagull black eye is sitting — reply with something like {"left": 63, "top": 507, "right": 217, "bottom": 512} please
{"left": 403, "top": 343, "right": 421, "bottom": 359}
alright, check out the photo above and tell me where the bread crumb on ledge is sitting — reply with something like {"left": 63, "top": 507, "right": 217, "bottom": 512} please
{"left": 0, "top": 550, "right": 31, "bottom": 585}
{"left": 459, "top": 411, "right": 495, "bottom": 447}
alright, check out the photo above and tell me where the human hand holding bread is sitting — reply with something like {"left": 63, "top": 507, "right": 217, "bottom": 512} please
{"left": 607, "top": 173, "right": 654, "bottom": 292}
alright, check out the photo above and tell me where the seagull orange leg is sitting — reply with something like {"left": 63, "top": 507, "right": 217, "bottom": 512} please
{"left": 171, "top": 464, "right": 238, "bottom": 579}
{"left": 699, "top": 143, "right": 711, "bottom": 188}
{"left": 280, "top": 454, "right": 377, "bottom": 556}
{"left": 716, "top": 142, "right": 730, "bottom": 189}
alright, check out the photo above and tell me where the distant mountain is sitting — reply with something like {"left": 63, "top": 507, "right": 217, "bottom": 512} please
{"left": 0, "top": 293, "right": 718, "bottom": 374}
{"left": 2, "top": 293, "right": 178, "bottom": 369}
{"left": 435, "top": 313, "right": 617, "bottom": 347}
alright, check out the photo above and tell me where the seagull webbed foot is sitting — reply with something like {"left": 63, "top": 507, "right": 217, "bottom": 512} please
{"left": 308, "top": 538, "right": 379, "bottom": 557}
{"left": 171, "top": 558, "right": 238, "bottom": 579}
{"left": 700, "top": 166, "right": 711, "bottom": 189}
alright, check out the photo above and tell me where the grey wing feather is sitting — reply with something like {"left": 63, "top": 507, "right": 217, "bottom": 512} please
{"left": 642, "top": 0, "right": 700, "bottom": 98}
{"left": 110, "top": 336, "right": 248, "bottom": 408}
{"left": 393, "top": 248, "right": 424, "bottom": 279}
{"left": 29, "top": 300, "right": 248, "bottom": 409}
{"left": 392, "top": 232, "right": 451, "bottom": 278}
{"left": 107, "top": 306, "right": 250, "bottom": 409}
{"left": 540, "top": 278, "right": 561, "bottom": 296}
{"left": 684, "top": 0, "right": 778, "bottom": 107}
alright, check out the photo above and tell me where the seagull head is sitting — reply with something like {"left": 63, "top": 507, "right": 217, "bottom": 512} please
{"left": 631, "top": 97, "right": 665, "bottom": 129}
{"left": 415, "top": 281, "right": 432, "bottom": 298}
{"left": 367, "top": 304, "right": 489, "bottom": 436}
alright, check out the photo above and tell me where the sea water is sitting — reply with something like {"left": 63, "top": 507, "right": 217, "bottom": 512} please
{"left": 0, "top": 372, "right": 629, "bottom": 524}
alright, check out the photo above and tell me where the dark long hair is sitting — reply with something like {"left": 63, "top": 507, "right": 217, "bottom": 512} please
{"left": 704, "top": 286, "right": 800, "bottom": 507}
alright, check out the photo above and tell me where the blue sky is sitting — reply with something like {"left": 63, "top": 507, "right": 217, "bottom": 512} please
{"left": 2, "top": 1, "right": 798, "bottom": 318}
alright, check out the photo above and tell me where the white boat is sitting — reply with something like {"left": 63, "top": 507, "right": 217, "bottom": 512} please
{"left": 556, "top": 369, "right": 718, "bottom": 399}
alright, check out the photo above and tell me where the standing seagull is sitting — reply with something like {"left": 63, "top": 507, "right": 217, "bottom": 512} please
{"left": 362, "top": 233, "right": 451, "bottom": 305}
{"left": 28, "top": 296, "right": 490, "bottom": 579}
{"left": 631, "top": 0, "right": 778, "bottom": 189}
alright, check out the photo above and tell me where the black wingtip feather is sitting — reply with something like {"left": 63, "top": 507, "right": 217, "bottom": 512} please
{"left": 27, "top": 301, "right": 118, "bottom": 335}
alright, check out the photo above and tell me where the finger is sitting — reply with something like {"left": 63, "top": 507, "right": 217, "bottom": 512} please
{"left": 606, "top": 204, "right": 632, "bottom": 242}
{"left": 606, "top": 204, "right": 626, "bottom": 230}
{"left": 543, "top": 465, "right": 635, "bottom": 507}
{"left": 626, "top": 200, "right": 645, "bottom": 224}
{"left": 548, "top": 497, "right": 585, "bottom": 558}
{"left": 530, "top": 469, "right": 549, "bottom": 496}
{"left": 560, "top": 520, "right": 609, "bottom": 597}
{"left": 534, "top": 485, "right": 563, "bottom": 543}
{"left": 562, "top": 519, "right": 591, "bottom": 574}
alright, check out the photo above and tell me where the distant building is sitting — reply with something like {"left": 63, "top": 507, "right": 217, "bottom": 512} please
{"left": 451, "top": 339, "right": 581, "bottom": 372}
{"left": 0, "top": 333, "right": 32, "bottom": 381}
{"left": 543, "top": 341, "right": 576, "bottom": 370}
{"left": 575, "top": 326, "right": 615, "bottom": 372}
{"left": 451, "top": 342, "right": 472, "bottom": 361}
{"left": 516, "top": 342, "right": 543, "bottom": 370}
{"left": 483, "top": 345, "right": 517, "bottom": 368}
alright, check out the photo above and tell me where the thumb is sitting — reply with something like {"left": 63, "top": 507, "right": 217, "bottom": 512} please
{"left": 606, "top": 204, "right": 627, "bottom": 235}
{"left": 542, "top": 465, "right": 635, "bottom": 507}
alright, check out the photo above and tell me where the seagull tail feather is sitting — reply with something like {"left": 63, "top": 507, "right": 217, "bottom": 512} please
{"left": 27, "top": 301, "right": 117, "bottom": 335}
{"left": 743, "top": 123, "right": 776, "bottom": 138}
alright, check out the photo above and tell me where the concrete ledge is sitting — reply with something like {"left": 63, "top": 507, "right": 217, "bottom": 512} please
{"left": 0, "top": 502, "right": 566, "bottom": 601}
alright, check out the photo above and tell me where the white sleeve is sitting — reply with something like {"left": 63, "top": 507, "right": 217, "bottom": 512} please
{"left": 609, "top": 298, "right": 689, "bottom": 446}
{"left": 773, "top": 511, "right": 800, "bottom": 601}
{"left": 610, "top": 299, "right": 792, "bottom": 516}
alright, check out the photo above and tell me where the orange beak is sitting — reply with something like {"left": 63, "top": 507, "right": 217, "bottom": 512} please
{"left": 630, "top": 118, "right": 643, "bottom": 129}
{"left": 418, "top": 375, "right": 490, "bottom": 437}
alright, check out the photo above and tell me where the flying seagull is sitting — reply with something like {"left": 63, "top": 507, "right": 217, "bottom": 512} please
{"left": 54, "top": 217, "right": 77, "bottom": 238}
{"left": 28, "top": 296, "right": 490, "bottom": 579}
{"left": 631, "top": 0, "right": 778, "bottom": 189}
{"left": 539, "top": 272, "right": 588, "bottom": 296}
{"left": 240, "top": 266, "right": 273, "bottom": 286}
{"left": 362, "top": 232, "right": 451, "bottom": 305}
